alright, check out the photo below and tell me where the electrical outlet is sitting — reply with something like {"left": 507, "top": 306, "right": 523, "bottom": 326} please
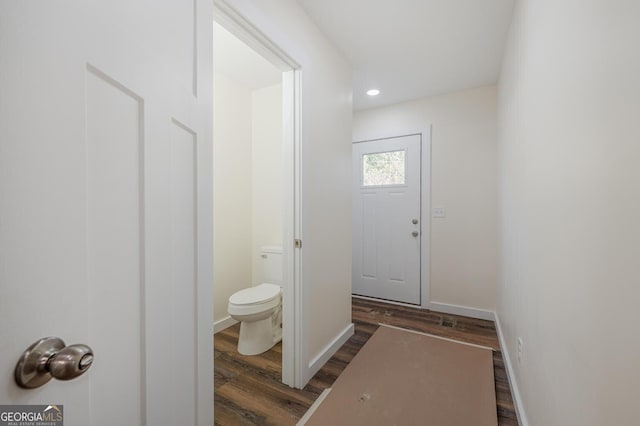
{"left": 517, "top": 337, "right": 523, "bottom": 363}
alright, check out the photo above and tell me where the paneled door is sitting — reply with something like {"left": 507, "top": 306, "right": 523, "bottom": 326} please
{"left": 352, "top": 135, "right": 421, "bottom": 304}
{"left": 0, "top": 2, "right": 213, "bottom": 425}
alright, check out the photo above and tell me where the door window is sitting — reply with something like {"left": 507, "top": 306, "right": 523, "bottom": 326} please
{"left": 362, "top": 150, "right": 406, "bottom": 187}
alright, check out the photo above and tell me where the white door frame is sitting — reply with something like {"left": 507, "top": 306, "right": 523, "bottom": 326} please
{"left": 213, "top": 1, "right": 303, "bottom": 388}
{"left": 353, "top": 127, "right": 431, "bottom": 309}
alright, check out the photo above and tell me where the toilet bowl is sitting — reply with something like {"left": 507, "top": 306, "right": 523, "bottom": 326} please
{"left": 228, "top": 283, "right": 282, "bottom": 355}
{"left": 228, "top": 245, "right": 283, "bottom": 355}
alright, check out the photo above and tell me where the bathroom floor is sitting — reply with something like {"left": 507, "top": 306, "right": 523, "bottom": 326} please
{"left": 214, "top": 297, "right": 518, "bottom": 425}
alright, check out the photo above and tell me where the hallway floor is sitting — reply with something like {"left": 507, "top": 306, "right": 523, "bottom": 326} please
{"left": 214, "top": 297, "right": 518, "bottom": 425}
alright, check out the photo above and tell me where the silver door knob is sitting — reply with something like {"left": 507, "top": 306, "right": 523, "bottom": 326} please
{"left": 412, "top": 218, "right": 418, "bottom": 225}
{"left": 412, "top": 231, "right": 419, "bottom": 237}
{"left": 15, "top": 337, "right": 94, "bottom": 389}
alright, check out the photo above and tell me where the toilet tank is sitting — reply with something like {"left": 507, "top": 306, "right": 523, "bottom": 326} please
{"left": 261, "top": 245, "right": 282, "bottom": 285}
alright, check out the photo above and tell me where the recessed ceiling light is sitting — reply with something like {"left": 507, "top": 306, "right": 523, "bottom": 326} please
{"left": 366, "top": 89, "right": 380, "bottom": 96}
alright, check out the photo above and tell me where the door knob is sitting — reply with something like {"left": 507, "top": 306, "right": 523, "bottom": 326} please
{"left": 412, "top": 231, "right": 419, "bottom": 237}
{"left": 412, "top": 218, "right": 418, "bottom": 225}
{"left": 15, "top": 337, "right": 94, "bottom": 389}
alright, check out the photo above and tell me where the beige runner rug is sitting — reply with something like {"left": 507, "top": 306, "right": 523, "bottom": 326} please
{"left": 301, "top": 325, "right": 497, "bottom": 426}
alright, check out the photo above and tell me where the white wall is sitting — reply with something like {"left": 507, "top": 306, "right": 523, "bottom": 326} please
{"left": 213, "top": 77, "right": 282, "bottom": 320}
{"left": 213, "top": 72, "right": 253, "bottom": 323}
{"left": 251, "top": 83, "right": 283, "bottom": 285}
{"left": 353, "top": 86, "right": 499, "bottom": 311}
{"left": 497, "top": 1, "right": 640, "bottom": 424}
{"left": 225, "top": 0, "right": 353, "bottom": 383}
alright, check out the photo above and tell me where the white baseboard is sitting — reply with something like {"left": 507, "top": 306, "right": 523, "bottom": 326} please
{"left": 494, "top": 312, "right": 528, "bottom": 426}
{"left": 214, "top": 316, "right": 238, "bottom": 334}
{"left": 352, "top": 295, "right": 494, "bottom": 322}
{"left": 428, "top": 301, "right": 495, "bottom": 321}
{"left": 306, "top": 323, "right": 354, "bottom": 384}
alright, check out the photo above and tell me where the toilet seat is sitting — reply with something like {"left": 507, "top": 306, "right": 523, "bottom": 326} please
{"left": 227, "top": 282, "right": 282, "bottom": 327}
{"left": 229, "top": 283, "right": 280, "bottom": 306}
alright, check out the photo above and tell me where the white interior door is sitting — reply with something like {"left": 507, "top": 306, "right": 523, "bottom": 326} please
{"left": 352, "top": 135, "right": 421, "bottom": 304}
{"left": 0, "top": 2, "right": 213, "bottom": 425}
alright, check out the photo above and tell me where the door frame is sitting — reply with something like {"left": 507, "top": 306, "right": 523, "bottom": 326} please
{"left": 352, "top": 127, "right": 431, "bottom": 308}
{"left": 213, "top": 1, "right": 303, "bottom": 388}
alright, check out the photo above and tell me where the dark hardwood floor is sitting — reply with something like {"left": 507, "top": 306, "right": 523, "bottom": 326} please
{"left": 214, "top": 297, "right": 518, "bottom": 425}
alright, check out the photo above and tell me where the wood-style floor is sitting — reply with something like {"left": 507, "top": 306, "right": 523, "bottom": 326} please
{"left": 215, "top": 297, "right": 518, "bottom": 425}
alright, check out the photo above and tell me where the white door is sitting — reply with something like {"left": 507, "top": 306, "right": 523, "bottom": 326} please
{"left": 352, "top": 135, "right": 421, "bottom": 304}
{"left": 0, "top": 2, "right": 213, "bottom": 426}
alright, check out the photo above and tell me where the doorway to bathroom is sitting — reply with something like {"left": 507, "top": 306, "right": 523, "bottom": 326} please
{"left": 212, "top": 5, "right": 302, "bottom": 388}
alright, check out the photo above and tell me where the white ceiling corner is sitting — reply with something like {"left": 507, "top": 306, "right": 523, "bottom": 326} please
{"left": 297, "top": 0, "right": 515, "bottom": 110}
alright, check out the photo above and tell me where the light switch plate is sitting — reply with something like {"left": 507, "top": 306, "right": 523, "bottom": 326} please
{"left": 432, "top": 207, "right": 446, "bottom": 218}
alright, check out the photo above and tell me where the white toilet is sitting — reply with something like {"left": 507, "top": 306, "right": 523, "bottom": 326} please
{"left": 228, "top": 246, "right": 282, "bottom": 355}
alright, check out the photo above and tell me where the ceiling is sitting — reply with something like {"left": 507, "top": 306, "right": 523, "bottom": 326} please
{"left": 297, "top": 0, "right": 515, "bottom": 110}
{"left": 213, "top": 21, "right": 282, "bottom": 90}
